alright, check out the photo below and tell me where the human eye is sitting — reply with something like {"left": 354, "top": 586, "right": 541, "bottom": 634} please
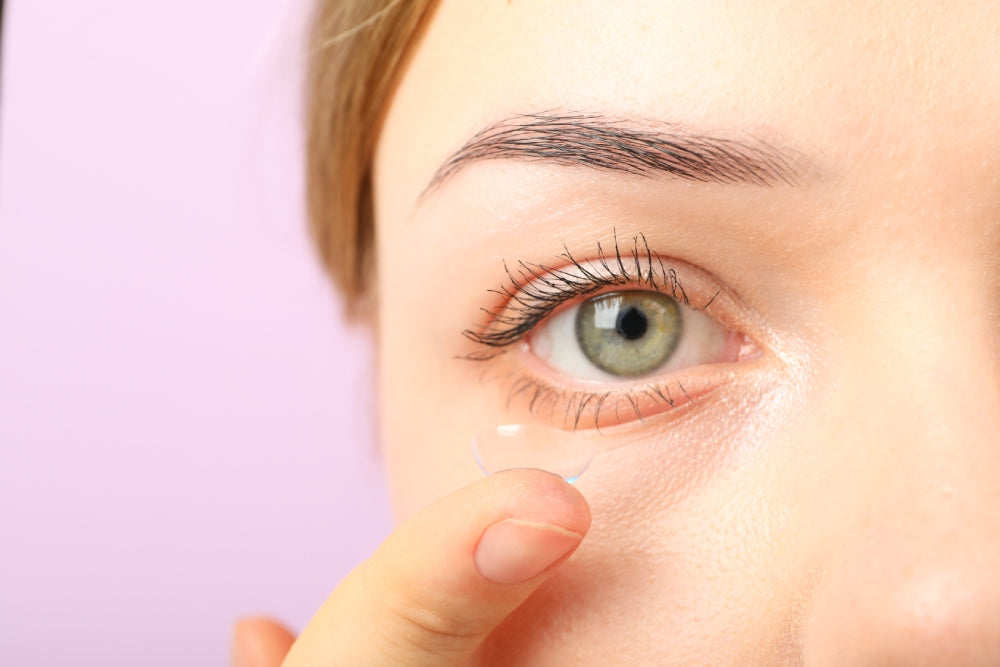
{"left": 532, "top": 287, "right": 735, "bottom": 379}
{"left": 462, "top": 233, "right": 763, "bottom": 430}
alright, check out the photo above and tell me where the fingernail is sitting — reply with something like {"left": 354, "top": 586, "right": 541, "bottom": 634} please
{"left": 474, "top": 518, "right": 583, "bottom": 584}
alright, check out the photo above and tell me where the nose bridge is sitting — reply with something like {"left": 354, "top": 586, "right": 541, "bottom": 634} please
{"left": 872, "top": 288, "right": 1000, "bottom": 555}
{"left": 801, "top": 284, "right": 1000, "bottom": 665}
{"left": 860, "top": 284, "right": 1000, "bottom": 554}
{"left": 884, "top": 301, "right": 1000, "bottom": 498}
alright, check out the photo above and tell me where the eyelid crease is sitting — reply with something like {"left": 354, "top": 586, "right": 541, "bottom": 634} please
{"left": 461, "top": 232, "right": 715, "bottom": 359}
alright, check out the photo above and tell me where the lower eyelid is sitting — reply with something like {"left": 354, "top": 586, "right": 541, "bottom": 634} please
{"left": 489, "top": 357, "right": 747, "bottom": 430}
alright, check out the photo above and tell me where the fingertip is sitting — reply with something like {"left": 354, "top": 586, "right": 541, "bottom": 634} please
{"left": 231, "top": 616, "right": 296, "bottom": 667}
{"left": 488, "top": 468, "right": 593, "bottom": 537}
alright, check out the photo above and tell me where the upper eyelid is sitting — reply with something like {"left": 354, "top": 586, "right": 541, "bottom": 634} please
{"left": 462, "top": 235, "right": 724, "bottom": 356}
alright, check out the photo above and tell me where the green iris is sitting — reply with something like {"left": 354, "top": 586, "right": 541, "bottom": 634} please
{"left": 574, "top": 291, "right": 682, "bottom": 377}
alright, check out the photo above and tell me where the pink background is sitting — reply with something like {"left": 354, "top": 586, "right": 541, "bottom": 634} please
{"left": 0, "top": 2, "right": 393, "bottom": 664}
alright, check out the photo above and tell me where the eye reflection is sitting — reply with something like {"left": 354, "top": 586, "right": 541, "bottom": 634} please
{"left": 576, "top": 291, "right": 682, "bottom": 376}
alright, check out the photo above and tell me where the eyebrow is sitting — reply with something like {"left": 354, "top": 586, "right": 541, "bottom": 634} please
{"left": 424, "top": 111, "right": 810, "bottom": 196}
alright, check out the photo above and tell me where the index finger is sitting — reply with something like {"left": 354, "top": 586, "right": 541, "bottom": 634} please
{"left": 282, "top": 469, "right": 591, "bottom": 666}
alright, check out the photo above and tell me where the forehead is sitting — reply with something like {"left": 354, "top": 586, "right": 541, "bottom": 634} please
{"left": 374, "top": 0, "right": 1000, "bottom": 218}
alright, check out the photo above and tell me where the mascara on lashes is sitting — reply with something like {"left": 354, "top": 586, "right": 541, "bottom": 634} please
{"left": 461, "top": 233, "right": 705, "bottom": 358}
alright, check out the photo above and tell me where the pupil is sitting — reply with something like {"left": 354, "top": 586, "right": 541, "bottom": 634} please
{"left": 616, "top": 306, "right": 648, "bottom": 341}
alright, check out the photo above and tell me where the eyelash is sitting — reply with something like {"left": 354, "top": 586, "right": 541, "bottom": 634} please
{"left": 500, "top": 372, "right": 704, "bottom": 432}
{"left": 462, "top": 233, "right": 736, "bottom": 430}
{"left": 462, "top": 232, "right": 719, "bottom": 357}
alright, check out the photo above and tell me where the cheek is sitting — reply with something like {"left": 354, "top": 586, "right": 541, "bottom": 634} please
{"left": 375, "top": 306, "right": 479, "bottom": 520}
{"left": 473, "top": 382, "right": 823, "bottom": 664}
{"left": 374, "top": 225, "right": 503, "bottom": 519}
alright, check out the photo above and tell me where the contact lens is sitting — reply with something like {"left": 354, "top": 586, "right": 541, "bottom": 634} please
{"left": 472, "top": 424, "right": 600, "bottom": 483}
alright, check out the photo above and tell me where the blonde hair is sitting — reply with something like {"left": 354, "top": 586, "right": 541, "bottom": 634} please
{"left": 306, "top": 0, "right": 437, "bottom": 318}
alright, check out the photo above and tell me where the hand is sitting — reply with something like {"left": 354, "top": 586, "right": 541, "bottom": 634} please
{"left": 231, "top": 469, "right": 591, "bottom": 666}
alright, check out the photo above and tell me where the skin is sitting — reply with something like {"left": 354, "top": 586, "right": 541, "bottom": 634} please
{"left": 233, "top": 0, "right": 1000, "bottom": 664}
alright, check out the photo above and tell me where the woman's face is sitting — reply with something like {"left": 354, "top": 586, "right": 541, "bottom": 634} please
{"left": 370, "top": 1, "right": 1000, "bottom": 663}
